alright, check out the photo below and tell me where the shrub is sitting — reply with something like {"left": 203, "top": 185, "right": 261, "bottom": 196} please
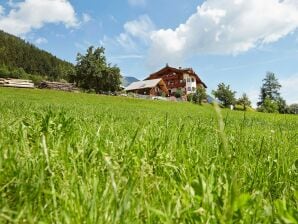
{"left": 257, "top": 97, "right": 279, "bottom": 113}
{"left": 187, "top": 93, "right": 194, "bottom": 102}
{"left": 175, "top": 89, "right": 183, "bottom": 98}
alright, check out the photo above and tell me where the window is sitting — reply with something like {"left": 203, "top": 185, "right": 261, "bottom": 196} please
{"left": 192, "top": 87, "right": 196, "bottom": 92}
{"left": 191, "top": 78, "right": 195, "bottom": 82}
{"left": 187, "top": 87, "right": 191, "bottom": 91}
{"left": 187, "top": 78, "right": 190, "bottom": 82}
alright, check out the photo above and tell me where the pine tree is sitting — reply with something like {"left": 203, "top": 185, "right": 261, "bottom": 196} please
{"left": 257, "top": 72, "right": 286, "bottom": 113}
{"left": 258, "top": 72, "right": 281, "bottom": 106}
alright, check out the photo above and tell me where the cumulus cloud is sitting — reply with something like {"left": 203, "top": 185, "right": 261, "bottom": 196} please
{"left": 0, "top": 0, "right": 78, "bottom": 36}
{"left": 128, "top": 0, "right": 146, "bottom": 7}
{"left": 123, "top": 15, "right": 154, "bottom": 41}
{"left": 116, "top": 33, "right": 138, "bottom": 50}
{"left": 148, "top": 0, "right": 298, "bottom": 67}
{"left": 116, "top": 15, "right": 155, "bottom": 49}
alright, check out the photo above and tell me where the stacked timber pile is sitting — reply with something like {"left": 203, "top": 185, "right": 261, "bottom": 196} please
{"left": 0, "top": 78, "right": 34, "bottom": 88}
{"left": 39, "top": 81, "right": 78, "bottom": 92}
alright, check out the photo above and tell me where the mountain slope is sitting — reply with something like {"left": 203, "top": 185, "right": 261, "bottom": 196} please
{"left": 0, "top": 30, "right": 74, "bottom": 81}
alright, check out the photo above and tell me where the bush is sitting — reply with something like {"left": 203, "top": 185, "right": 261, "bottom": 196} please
{"left": 192, "top": 93, "right": 199, "bottom": 103}
{"left": 257, "top": 97, "right": 279, "bottom": 113}
{"left": 187, "top": 86, "right": 207, "bottom": 105}
{"left": 29, "top": 74, "right": 44, "bottom": 85}
{"left": 187, "top": 93, "right": 194, "bottom": 102}
{"left": 0, "top": 65, "right": 11, "bottom": 78}
{"left": 175, "top": 89, "right": 183, "bottom": 98}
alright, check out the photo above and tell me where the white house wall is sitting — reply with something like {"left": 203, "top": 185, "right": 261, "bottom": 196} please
{"left": 183, "top": 73, "right": 197, "bottom": 94}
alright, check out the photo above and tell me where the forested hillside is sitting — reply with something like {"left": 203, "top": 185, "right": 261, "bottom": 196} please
{"left": 0, "top": 30, "right": 74, "bottom": 83}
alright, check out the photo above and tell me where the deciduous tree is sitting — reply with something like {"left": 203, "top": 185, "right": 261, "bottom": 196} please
{"left": 237, "top": 93, "right": 251, "bottom": 111}
{"left": 212, "top": 83, "right": 236, "bottom": 107}
{"left": 289, "top": 104, "right": 298, "bottom": 114}
{"left": 75, "top": 46, "right": 121, "bottom": 93}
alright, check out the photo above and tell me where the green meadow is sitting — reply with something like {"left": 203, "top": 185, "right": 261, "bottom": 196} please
{"left": 0, "top": 88, "right": 297, "bottom": 223}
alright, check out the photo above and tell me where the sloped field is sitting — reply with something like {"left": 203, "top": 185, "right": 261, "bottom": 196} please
{"left": 0, "top": 88, "right": 297, "bottom": 223}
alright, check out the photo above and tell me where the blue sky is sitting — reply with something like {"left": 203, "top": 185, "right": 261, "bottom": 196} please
{"left": 0, "top": 0, "right": 297, "bottom": 105}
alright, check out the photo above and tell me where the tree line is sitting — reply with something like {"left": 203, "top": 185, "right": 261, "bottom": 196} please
{"left": 212, "top": 72, "right": 298, "bottom": 114}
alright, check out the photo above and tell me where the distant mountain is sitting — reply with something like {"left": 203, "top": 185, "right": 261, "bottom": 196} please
{"left": 121, "top": 76, "right": 139, "bottom": 87}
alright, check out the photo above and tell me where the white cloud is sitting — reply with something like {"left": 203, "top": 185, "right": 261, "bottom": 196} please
{"left": 35, "top": 37, "right": 48, "bottom": 45}
{"left": 116, "top": 15, "right": 154, "bottom": 49}
{"left": 123, "top": 15, "right": 154, "bottom": 41}
{"left": 82, "top": 13, "right": 91, "bottom": 23}
{"left": 0, "top": 0, "right": 78, "bottom": 36}
{"left": 116, "top": 33, "right": 138, "bottom": 50}
{"left": 128, "top": 0, "right": 146, "bottom": 7}
{"left": 280, "top": 75, "right": 298, "bottom": 104}
{"left": 148, "top": 0, "right": 298, "bottom": 67}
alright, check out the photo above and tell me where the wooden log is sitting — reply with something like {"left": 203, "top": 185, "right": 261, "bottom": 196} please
{"left": 3, "top": 78, "right": 33, "bottom": 83}
{"left": 38, "top": 81, "right": 78, "bottom": 92}
{"left": 3, "top": 84, "right": 34, "bottom": 88}
{"left": 0, "top": 78, "right": 35, "bottom": 88}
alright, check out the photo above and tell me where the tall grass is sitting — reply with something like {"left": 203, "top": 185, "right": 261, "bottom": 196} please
{"left": 0, "top": 88, "right": 297, "bottom": 223}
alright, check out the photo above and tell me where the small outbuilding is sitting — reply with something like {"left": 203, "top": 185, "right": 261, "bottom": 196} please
{"left": 125, "top": 78, "right": 168, "bottom": 96}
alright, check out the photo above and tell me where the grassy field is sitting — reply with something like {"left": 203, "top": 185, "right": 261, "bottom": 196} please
{"left": 0, "top": 88, "right": 297, "bottom": 223}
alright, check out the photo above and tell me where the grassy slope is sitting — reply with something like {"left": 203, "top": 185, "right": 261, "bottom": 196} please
{"left": 0, "top": 88, "right": 297, "bottom": 223}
